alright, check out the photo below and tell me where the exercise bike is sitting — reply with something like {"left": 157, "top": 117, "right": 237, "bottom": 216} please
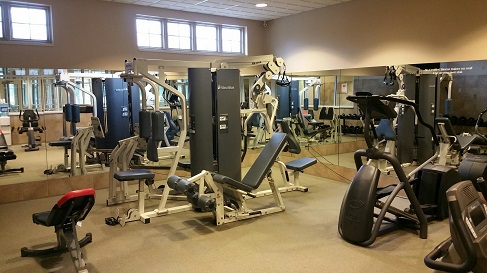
{"left": 18, "top": 109, "right": 43, "bottom": 151}
{"left": 424, "top": 178, "right": 487, "bottom": 272}
{"left": 338, "top": 94, "right": 457, "bottom": 246}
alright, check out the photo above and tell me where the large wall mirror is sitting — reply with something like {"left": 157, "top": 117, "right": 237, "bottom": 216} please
{"left": 2, "top": 59, "right": 487, "bottom": 200}
{"left": 333, "top": 60, "right": 487, "bottom": 170}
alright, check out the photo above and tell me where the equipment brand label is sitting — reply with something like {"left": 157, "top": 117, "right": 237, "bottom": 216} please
{"left": 217, "top": 85, "right": 235, "bottom": 90}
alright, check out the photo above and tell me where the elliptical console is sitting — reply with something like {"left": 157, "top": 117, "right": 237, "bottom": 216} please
{"left": 424, "top": 180, "right": 487, "bottom": 272}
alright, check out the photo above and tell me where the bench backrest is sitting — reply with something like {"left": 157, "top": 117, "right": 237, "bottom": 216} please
{"left": 47, "top": 188, "right": 95, "bottom": 226}
{"left": 241, "top": 132, "right": 288, "bottom": 189}
{"left": 435, "top": 117, "right": 456, "bottom": 136}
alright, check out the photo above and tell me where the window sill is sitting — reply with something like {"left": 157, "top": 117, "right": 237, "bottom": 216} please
{"left": 138, "top": 47, "right": 246, "bottom": 57}
{"left": 0, "top": 40, "right": 53, "bottom": 47}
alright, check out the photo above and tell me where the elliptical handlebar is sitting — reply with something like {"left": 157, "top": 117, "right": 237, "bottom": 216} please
{"left": 475, "top": 108, "right": 487, "bottom": 142}
{"left": 347, "top": 95, "right": 439, "bottom": 147}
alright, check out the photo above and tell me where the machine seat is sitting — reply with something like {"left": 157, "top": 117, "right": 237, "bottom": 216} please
{"left": 0, "top": 149, "right": 16, "bottom": 159}
{"left": 285, "top": 157, "right": 317, "bottom": 172}
{"left": 32, "top": 211, "right": 50, "bottom": 226}
{"left": 177, "top": 160, "right": 191, "bottom": 170}
{"left": 114, "top": 169, "right": 155, "bottom": 181}
{"left": 49, "top": 140, "right": 72, "bottom": 147}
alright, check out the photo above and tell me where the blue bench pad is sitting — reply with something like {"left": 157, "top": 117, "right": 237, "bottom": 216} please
{"left": 285, "top": 157, "right": 317, "bottom": 171}
{"left": 114, "top": 169, "right": 155, "bottom": 181}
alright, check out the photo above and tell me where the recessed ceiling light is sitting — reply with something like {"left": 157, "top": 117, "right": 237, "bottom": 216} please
{"left": 255, "top": 3, "right": 267, "bottom": 8}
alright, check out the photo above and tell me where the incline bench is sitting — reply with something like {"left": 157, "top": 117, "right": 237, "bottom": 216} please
{"left": 168, "top": 132, "right": 290, "bottom": 225}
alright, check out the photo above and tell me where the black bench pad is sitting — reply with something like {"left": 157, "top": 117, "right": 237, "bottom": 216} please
{"left": 114, "top": 169, "right": 154, "bottom": 181}
{"left": 32, "top": 211, "right": 50, "bottom": 226}
{"left": 212, "top": 133, "right": 288, "bottom": 193}
{"left": 457, "top": 135, "right": 480, "bottom": 151}
{"left": 49, "top": 140, "right": 72, "bottom": 147}
{"left": 285, "top": 157, "right": 317, "bottom": 171}
{"left": 177, "top": 160, "right": 191, "bottom": 169}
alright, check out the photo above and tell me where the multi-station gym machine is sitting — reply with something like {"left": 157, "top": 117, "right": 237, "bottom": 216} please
{"left": 108, "top": 55, "right": 297, "bottom": 225}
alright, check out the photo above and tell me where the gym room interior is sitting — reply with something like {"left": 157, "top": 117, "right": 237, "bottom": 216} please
{"left": 2, "top": 0, "right": 487, "bottom": 272}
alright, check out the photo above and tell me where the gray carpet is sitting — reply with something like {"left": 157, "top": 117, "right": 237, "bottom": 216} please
{"left": 0, "top": 174, "right": 447, "bottom": 273}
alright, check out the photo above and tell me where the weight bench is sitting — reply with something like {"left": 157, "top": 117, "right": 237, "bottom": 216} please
{"left": 113, "top": 169, "right": 155, "bottom": 225}
{"left": 274, "top": 119, "right": 317, "bottom": 194}
{"left": 168, "top": 132, "right": 289, "bottom": 225}
{"left": 0, "top": 129, "right": 24, "bottom": 174}
{"left": 21, "top": 188, "right": 95, "bottom": 273}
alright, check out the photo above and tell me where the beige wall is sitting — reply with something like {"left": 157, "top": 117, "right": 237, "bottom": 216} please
{"left": 0, "top": 0, "right": 268, "bottom": 71}
{"left": 267, "top": 0, "right": 487, "bottom": 73}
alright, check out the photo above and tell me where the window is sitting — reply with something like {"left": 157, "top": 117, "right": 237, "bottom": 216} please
{"left": 167, "top": 21, "right": 191, "bottom": 50}
{"left": 196, "top": 25, "right": 217, "bottom": 51}
{"left": 136, "top": 15, "right": 246, "bottom": 55}
{"left": 0, "top": 2, "right": 52, "bottom": 43}
{"left": 136, "top": 18, "right": 162, "bottom": 48}
{"left": 0, "top": 6, "right": 3, "bottom": 38}
{"left": 222, "top": 27, "right": 242, "bottom": 53}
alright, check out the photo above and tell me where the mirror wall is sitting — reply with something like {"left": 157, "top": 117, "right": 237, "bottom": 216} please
{"left": 1, "top": 59, "right": 487, "bottom": 190}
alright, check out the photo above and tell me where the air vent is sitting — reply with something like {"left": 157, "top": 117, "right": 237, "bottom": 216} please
{"left": 462, "top": 184, "right": 477, "bottom": 202}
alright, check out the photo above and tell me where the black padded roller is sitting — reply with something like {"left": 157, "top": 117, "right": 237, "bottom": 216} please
{"left": 139, "top": 110, "right": 151, "bottom": 139}
{"left": 196, "top": 195, "right": 216, "bottom": 212}
{"left": 313, "top": 98, "right": 319, "bottom": 111}
{"left": 175, "top": 179, "right": 197, "bottom": 196}
{"left": 64, "top": 104, "right": 72, "bottom": 122}
{"left": 71, "top": 105, "right": 81, "bottom": 123}
{"left": 303, "top": 98, "right": 309, "bottom": 110}
{"left": 167, "top": 175, "right": 181, "bottom": 189}
{"left": 151, "top": 111, "right": 165, "bottom": 141}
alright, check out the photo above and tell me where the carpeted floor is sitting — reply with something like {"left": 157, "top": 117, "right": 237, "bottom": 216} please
{"left": 0, "top": 173, "right": 448, "bottom": 273}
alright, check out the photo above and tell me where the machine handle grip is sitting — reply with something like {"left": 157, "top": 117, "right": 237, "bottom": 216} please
{"left": 424, "top": 200, "right": 477, "bottom": 272}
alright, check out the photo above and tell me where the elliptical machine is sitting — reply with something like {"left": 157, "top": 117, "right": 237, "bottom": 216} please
{"left": 18, "top": 109, "right": 43, "bottom": 152}
{"left": 458, "top": 107, "right": 487, "bottom": 188}
{"left": 338, "top": 94, "right": 450, "bottom": 246}
{"left": 424, "top": 179, "right": 487, "bottom": 273}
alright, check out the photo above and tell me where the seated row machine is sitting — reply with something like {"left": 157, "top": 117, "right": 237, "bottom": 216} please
{"left": 21, "top": 188, "right": 95, "bottom": 273}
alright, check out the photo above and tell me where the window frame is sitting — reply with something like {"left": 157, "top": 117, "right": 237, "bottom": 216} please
{"left": 195, "top": 23, "right": 218, "bottom": 53}
{"left": 136, "top": 17, "right": 163, "bottom": 49}
{"left": 166, "top": 20, "right": 192, "bottom": 50}
{"left": 0, "top": 1, "right": 53, "bottom": 44}
{"left": 136, "top": 15, "right": 246, "bottom": 55}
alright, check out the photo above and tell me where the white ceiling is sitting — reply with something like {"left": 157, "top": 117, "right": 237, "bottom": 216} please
{"left": 102, "top": 0, "right": 353, "bottom": 21}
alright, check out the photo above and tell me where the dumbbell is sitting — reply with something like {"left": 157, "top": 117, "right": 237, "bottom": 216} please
{"left": 450, "top": 115, "right": 458, "bottom": 125}
{"left": 355, "top": 126, "right": 362, "bottom": 134}
{"left": 342, "top": 125, "right": 349, "bottom": 134}
{"left": 467, "top": 117, "right": 476, "bottom": 126}
{"left": 459, "top": 116, "right": 467, "bottom": 125}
